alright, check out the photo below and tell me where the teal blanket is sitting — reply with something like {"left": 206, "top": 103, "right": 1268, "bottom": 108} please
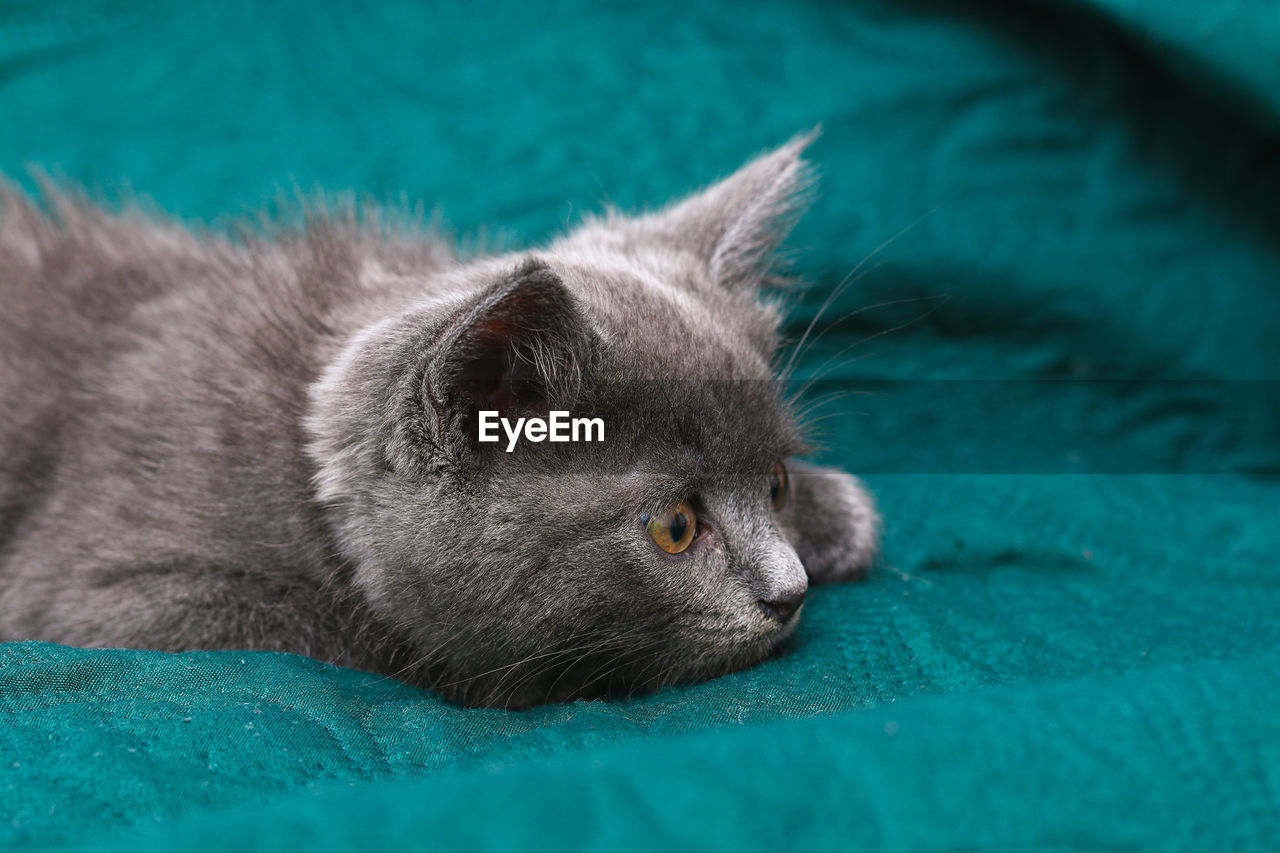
{"left": 2, "top": 1, "right": 1278, "bottom": 849}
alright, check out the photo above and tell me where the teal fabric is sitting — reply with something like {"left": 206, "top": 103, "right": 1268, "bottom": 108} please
{"left": 2, "top": 1, "right": 1278, "bottom": 850}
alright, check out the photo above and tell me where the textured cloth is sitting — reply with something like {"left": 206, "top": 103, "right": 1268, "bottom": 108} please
{"left": 1, "top": 1, "right": 1278, "bottom": 850}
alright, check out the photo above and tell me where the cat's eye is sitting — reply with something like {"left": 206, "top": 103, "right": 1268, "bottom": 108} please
{"left": 770, "top": 462, "right": 789, "bottom": 511}
{"left": 642, "top": 502, "right": 697, "bottom": 554}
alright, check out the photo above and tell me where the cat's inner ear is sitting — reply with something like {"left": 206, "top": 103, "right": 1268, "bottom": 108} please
{"left": 636, "top": 130, "right": 818, "bottom": 290}
{"left": 452, "top": 302, "right": 546, "bottom": 416}
{"left": 425, "top": 259, "right": 591, "bottom": 429}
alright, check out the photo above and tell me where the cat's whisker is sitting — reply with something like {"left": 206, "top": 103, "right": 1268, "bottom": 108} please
{"left": 783, "top": 293, "right": 945, "bottom": 391}
{"left": 789, "top": 296, "right": 950, "bottom": 403}
{"left": 519, "top": 635, "right": 639, "bottom": 704}
{"left": 541, "top": 620, "right": 677, "bottom": 698}
{"left": 363, "top": 609, "right": 517, "bottom": 687}
{"left": 778, "top": 259, "right": 891, "bottom": 381}
{"left": 553, "top": 627, "right": 674, "bottom": 701}
{"left": 779, "top": 198, "right": 949, "bottom": 382}
{"left": 500, "top": 625, "right": 666, "bottom": 705}
{"left": 487, "top": 631, "right": 630, "bottom": 703}
{"left": 799, "top": 412, "right": 862, "bottom": 432}
{"left": 445, "top": 622, "right": 643, "bottom": 704}
{"left": 791, "top": 388, "right": 863, "bottom": 424}
{"left": 624, "top": 643, "right": 682, "bottom": 698}
{"left": 438, "top": 626, "right": 623, "bottom": 693}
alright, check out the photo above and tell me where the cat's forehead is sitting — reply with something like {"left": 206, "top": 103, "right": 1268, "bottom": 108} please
{"left": 540, "top": 251, "right": 782, "bottom": 382}
{"left": 621, "top": 379, "right": 802, "bottom": 469}
{"left": 545, "top": 284, "right": 800, "bottom": 470}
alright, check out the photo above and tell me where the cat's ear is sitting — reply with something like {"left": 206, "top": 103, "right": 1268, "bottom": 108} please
{"left": 421, "top": 258, "right": 593, "bottom": 450}
{"left": 636, "top": 129, "right": 818, "bottom": 290}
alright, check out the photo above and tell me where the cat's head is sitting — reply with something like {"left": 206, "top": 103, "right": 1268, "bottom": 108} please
{"left": 309, "top": 134, "right": 828, "bottom": 707}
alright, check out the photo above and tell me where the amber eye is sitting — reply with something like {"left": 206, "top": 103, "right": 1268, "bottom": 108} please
{"left": 769, "top": 462, "right": 789, "bottom": 511}
{"left": 642, "top": 502, "right": 697, "bottom": 554}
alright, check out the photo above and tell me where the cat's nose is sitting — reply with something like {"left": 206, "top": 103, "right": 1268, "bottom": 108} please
{"left": 759, "top": 588, "right": 805, "bottom": 622}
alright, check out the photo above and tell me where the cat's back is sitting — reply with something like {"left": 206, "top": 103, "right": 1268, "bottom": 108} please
{"left": 1, "top": 189, "right": 216, "bottom": 396}
{"left": 0, "top": 191, "right": 221, "bottom": 542}
{"left": 0, "top": 188, "right": 457, "bottom": 519}
{"left": 0, "top": 186, "right": 461, "bottom": 655}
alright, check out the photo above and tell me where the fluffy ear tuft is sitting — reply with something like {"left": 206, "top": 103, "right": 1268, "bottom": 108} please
{"left": 638, "top": 129, "right": 819, "bottom": 290}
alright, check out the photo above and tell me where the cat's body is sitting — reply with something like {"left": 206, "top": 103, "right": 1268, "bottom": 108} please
{"left": 0, "top": 137, "right": 878, "bottom": 707}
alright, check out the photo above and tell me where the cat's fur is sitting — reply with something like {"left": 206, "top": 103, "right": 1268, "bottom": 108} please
{"left": 0, "top": 135, "right": 878, "bottom": 708}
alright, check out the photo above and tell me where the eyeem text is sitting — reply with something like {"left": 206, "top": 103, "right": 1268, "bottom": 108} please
{"left": 477, "top": 411, "right": 605, "bottom": 452}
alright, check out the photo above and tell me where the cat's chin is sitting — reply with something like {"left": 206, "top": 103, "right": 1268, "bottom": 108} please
{"left": 425, "top": 621, "right": 798, "bottom": 710}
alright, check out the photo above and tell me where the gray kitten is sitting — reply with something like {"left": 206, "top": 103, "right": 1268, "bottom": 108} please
{"left": 0, "top": 136, "right": 877, "bottom": 708}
